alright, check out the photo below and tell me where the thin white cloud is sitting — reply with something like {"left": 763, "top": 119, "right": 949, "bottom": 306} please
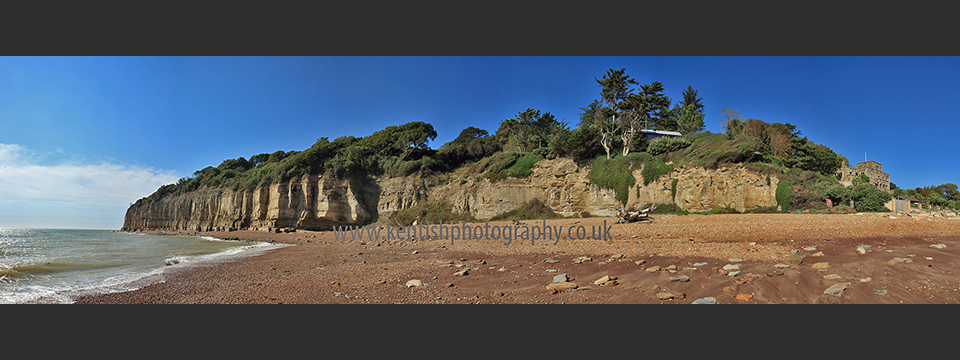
{"left": 0, "top": 143, "right": 179, "bottom": 208}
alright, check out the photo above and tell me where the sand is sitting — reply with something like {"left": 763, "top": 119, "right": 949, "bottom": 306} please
{"left": 74, "top": 213, "right": 960, "bottom": 304}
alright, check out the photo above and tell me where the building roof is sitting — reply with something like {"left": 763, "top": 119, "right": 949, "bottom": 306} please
{"left": 640, "top": 129, "right": 682, "bottom": 137}
{"left": 896, "top": 195, "right": 923, "bottom": 203}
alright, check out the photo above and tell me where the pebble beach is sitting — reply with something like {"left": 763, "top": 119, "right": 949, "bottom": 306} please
{"left": 74, "top": 211, "right": 960, "bottom": 304}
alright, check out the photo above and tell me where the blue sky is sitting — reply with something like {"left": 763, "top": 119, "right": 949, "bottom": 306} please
{"left": 1, "top": 56, "right": 959, "bottom": 229}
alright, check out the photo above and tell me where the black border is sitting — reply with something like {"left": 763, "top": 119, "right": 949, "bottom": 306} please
{"left": 6, "top": 2, "right": 947, "bottom": 356}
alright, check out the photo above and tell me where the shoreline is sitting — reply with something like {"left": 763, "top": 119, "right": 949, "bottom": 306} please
{"left": 75, "top": 213, "right": 960, "bottom": 304}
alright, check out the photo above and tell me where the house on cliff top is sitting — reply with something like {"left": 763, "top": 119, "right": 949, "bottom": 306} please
{"left": 836, "top": 160, "right": 893, "bottom": 194}
{"left": 640, "top": 129, "right": 682, "bottom": 141}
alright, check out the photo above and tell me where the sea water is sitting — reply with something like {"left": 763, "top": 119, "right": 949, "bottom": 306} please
{"left": 0, "top": 228, "right": 284, "bottom": 304}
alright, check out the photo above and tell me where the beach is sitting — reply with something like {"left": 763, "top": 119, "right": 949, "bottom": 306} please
{"left": 74, "top": 212, "right": 960, "bottom": 304}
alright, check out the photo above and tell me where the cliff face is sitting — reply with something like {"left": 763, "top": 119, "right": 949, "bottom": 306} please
{"left": 122, "top": 175, "right": 375, "bottom": 232}
{"left": 123, "top": 158, "right": 780, "bottom": 231}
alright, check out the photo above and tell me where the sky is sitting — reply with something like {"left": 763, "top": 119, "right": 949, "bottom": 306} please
{"left": 1, "top": 56, "right": 959, "bottom": 229}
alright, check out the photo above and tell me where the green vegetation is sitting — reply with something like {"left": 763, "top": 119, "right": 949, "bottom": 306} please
{"left": 388, "top": 200, "right": 477, "bottom": 227}
{"left": 776, "top": 179, "right": 792, "bottom": 212}
{"left": 490, "top": 198, "right": 561, "bottom": 221}
{"left": 133, "top": 66, "right": 934, "bottom": 218}
{"left": 647, "top": 137, "right": 691, "bottom": 156}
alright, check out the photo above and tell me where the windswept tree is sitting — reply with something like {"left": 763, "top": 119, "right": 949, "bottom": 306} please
{"left": 495, "top": 108, "right": 566, "bottom": 153}
{"left": 595, "top": 68, "right": 637, "bottom": 159}
{"left": 620, "top": 81, "right": 671, "bottom": 155}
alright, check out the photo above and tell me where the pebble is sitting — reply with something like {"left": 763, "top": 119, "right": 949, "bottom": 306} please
{"left": 859, "top": 277, "right": 872, "bottom": 283}
{"left": 593, "top": 275, "right": 612, "bottom": 285}
{"left": 665, "top": 265, "right": 677, "bottom": 271}
{"left": 873, "top": 289, "right": 888, "bottom": 296}
{"left": 669, "top": 275, "right": 691, "bottom": 282}
{"left": 823, "top": 274, "right": 841, "bottom": 280}
{"left": 544, "top": 258, "right": 560, "bottom": 263}
{"left": 723, "top": 264, "right": 741, "bottom": 271}
{"left": 693, "top": 262, "right": 708, "bottom": 267}
{"left": 930, "top": 244, "right": 947, "bottom": 249}
{"left": 925, "top": 257, "right": 933, "bottom": 260}
{"left": 811, "top": 262, "right": 830, "bottom": 269}
{"left": 729, "top": 258, "right": 742, "bottom": 262}
{"left": 803, "top": 246, "right": 817, "bottom": 251}
{"left": 645, "top": 266, "right": 661, "bottom": 272}
{"left": 657, "top": 292, "right": 675, "bottom": 300}
{"left": 856, "top": 247, "right": 867, "bottom": 254}
{"left": 734, "top": 293, "right": 753, "bottom": 301}
{"left": 546, "top": 282, "right": 578, "bottom": 290}
{"left": 811, "top": 251, "right": 824, "bottom": 257}
{"left": 692, "top": 297, "right": 718, "bottom": 304}
{"left": 774, "top": 263, "right": 791, "bottom": 269}
{"left": 824, "top": 282, "right": 850, "bottom": 297}
{"left": 454, "top": 269, "right": 469, "bottom": 276}
{"left": 553, "top": 274, "right": 568, "bottom": 283}
{"left": 789, "top": 255, "right": 804, "bottom": 265}
{"left": 727, "top": 270, "right": 741, "bottom": 277}
{"left": 635, "top": 260, "right": 646, "bottom": 265}
{"left": 406, "top": 279, "right": 424, "bottom": 288}
{"left": 546, "top": 269, "right": 558, "bottom": 273}
{"left": 888, "top": 257, "right": 913, "bottom": 265}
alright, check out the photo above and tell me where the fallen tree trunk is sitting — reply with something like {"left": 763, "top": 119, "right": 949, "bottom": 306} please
{"left": 617, "top": 204, "right": 656, "bottom": 224}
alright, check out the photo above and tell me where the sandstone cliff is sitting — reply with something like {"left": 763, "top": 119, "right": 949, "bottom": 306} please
{"left": 122, "top": 175, "right": 376, "bottom": 232}
{"left": 123, "top": 158, "right": 780, "bottom": 231}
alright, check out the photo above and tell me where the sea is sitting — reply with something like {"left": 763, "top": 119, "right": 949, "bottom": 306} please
{"left": 0, "top": 228, "right": 285, "bottom": 304}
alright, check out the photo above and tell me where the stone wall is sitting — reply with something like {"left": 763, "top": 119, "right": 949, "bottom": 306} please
{"left": 837, "top": 160, "right": 892, "bottom": 193}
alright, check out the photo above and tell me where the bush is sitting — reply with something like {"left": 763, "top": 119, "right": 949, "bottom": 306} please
{"left": 640, "top": 158, "right": 673, "bottom": 186}
{"left": 490, "top": 198, "right": 561, "bottom": 221}
{"left": 587, "top": 155, "right": 638, "bottom": 206}
{"left": 776, "top": 179, "right": 792, "bottom": 212}
{"left": 532, "top": 147, "right": 556, "bottom": 160}
{"left": 388, "top": 200, "right": 477, "bottom": 226}
{"left": 503, "top": 153, "right": 542, "bottom": 178}
{"left": 647, "top": 137, "right": 692, "bottom": 156}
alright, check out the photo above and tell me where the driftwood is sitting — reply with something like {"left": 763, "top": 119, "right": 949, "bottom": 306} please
{"left": 617, "top": 204, "right": 656, "bottom": 224}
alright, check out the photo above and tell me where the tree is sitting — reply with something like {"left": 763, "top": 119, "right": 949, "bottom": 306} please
{"left": 675, "top": 104, "right": 706, "bottom": 136}
{"left": 619, "top": 81, "right": 671, "bottom": 155}
{"left": 720, "top": 108, "right": 744, "bottom": 139}
{"left": 495, "top": 108, "right": 565, "bottom": 153}
{"left": 679, "top": 85, "right": 705, "bottom": 114}
{"left": 438, "top": 126, "right": 499, "bottom": 166}
{"left": 577, "top": 99, "right": 603, "bottom": 129}
{"left": 786, "top": 136, "right": 842, "bottom": 176}
{"left": 595, "top": 68, "right": 637, "bottom": 159}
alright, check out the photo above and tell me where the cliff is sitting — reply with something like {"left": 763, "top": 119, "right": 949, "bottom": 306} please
{"left": 123, "top": 158, "right": 780, "bottom": 232}
{"left": 122, "top": 175, "right": 377, "bottom": 232}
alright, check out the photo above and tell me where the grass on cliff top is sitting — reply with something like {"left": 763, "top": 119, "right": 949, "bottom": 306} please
{"left": 462, "top": 151, "right": 542, "bottom": 182}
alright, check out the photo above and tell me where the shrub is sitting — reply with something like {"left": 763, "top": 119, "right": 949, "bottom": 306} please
{"left": 776, "top": 179, "right": 792, "bottom": 212}
{"left": 647, "top": 137, "right": 692, "bottom": 155}
{"left": 503, "top": 153, "right": 542, "bottom": 178}
{"left": 532, "top": 147, "right": 556, "bottom": 160}
{"left": 490, "top": 198, "right": 561, "bottom": 221}
{"left": 587, "top": 155, "right": 638, "bottom": 206}
{"left": 388, "top": 200, "right": 477, "bottom": 226}
{"left": 640, "top": 158, "right": 673, "bottom": 186}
